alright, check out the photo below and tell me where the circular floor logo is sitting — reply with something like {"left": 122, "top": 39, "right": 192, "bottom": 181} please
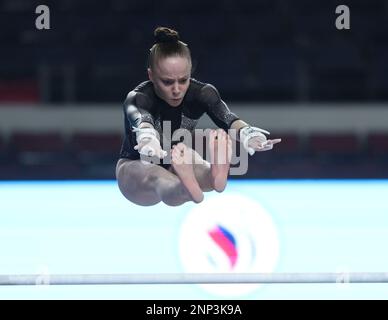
{"left": 179, "top": 193, "right": 280, "bottom": 296}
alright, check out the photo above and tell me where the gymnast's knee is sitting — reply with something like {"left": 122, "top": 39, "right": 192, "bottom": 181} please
{"left": 159, "top": 181, "right": 193, "bottom": 206}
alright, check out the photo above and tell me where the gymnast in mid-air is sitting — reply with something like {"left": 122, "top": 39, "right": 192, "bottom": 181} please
{"left": 116, "top": 27, "right": 281, "bottom": 207}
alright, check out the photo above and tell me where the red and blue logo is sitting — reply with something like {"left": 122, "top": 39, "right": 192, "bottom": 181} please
{"left": 179, "top": 193, "right": 279, "bottom": 296}
{"left": 208, "top": 225, "right": 238, "bottom": 269}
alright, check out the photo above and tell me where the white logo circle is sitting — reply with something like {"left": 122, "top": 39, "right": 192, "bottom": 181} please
{"left": 179, "top": 193, "right": 280, "bottom": 296}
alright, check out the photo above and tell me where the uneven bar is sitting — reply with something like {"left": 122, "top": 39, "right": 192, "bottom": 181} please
{"left": 0, "top": 273, "right": 388, "bottom": 286}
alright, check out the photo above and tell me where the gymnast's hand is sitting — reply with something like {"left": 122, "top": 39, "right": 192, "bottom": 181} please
{"left": 133, "top": 126, "right": 167, "bottom": 159}
{"left": 134, "top": 137, "right": 167, "bottom": 159}
{"left": 240, "top": 126, "right": 281, "bottom": 155}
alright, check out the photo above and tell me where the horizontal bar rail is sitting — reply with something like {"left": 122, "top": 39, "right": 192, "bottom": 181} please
{"left": 1, "top": 273, "right": 388, "bottom": 286}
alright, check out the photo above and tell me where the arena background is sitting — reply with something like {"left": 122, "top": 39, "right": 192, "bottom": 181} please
{"left": 0, "top": 0, "right": 387, "bottom": 299}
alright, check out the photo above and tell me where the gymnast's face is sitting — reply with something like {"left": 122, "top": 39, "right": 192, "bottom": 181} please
{"left": 148, "top": 56, "right": 191, "bottom": 107}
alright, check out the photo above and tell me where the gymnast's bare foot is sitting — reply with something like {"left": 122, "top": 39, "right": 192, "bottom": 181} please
{"left": 171, "top": 143, "right": 204, "bottom": 203}
{"left": 209, "top": 129, "right": 232, "bottom": 192}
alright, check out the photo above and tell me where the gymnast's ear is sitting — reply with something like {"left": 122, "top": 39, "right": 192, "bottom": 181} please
{"left": 147, "top": 68, "right": 154, "bottom": 82}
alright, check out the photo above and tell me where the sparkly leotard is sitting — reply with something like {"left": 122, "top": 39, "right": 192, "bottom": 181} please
{"left": 119, "top": 78, "right": 239, "bottom": 167}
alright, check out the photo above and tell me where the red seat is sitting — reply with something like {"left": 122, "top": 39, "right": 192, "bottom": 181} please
{"left": 308, "top": 133, "right": 360, "bottom": 155}
{"left": 0, "top": 80, "right": 39, "bottom": 103}
{"left": 70, "top": 132, "right": 122, "bottom": 153}
{"left": 271, "top": 132, "right": 300, "bottom": 154}
{"left": 367, "top": 133, "right": 388, "bottom": 155}
{"left": 0, "top": 135, "right": 4, "bottom": 152}
{"left": 8, "top": 132, "right": 67, "bottom": 165}
{"left": 10, "top": 132, "right": 66, "bottom": 153}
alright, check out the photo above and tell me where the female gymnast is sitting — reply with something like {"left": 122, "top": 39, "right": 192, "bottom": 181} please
{"left": 116, "top": 27, "right": 281, "bottom": 207}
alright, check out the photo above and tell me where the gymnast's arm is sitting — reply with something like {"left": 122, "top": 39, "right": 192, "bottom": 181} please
{"left": 199, "top": 84, "right": 240, "bottom": 131}
{"left": 123, "top": 91, "right": 166, "bottom": 158}
{"left": 199, "top": 84, "right": 251, "bottom": 140}
{"left": 199, "top": 84, "right": 281, "bottom": 154}
{"left": 123, "top": 91, "right": 155, "bottom": 130}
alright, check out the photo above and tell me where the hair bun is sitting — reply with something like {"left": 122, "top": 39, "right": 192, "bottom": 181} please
{"left": 154, "top": 27, "right": 180, "bottom": 44}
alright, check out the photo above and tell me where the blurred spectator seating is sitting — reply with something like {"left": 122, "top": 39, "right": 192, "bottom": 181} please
{"left": 0, "top": 80, "right": 39, "bottom": 103}
{"left": 308, "top": 133, "right": 360, "bottom": 158}
{"left": 9, "top": 132, "right": 68, "bottom": 165}
{"left": 367, "top": 132, "right": 388, "bottom": 159}
{"left": 0, "top": 134, "right": 6, "bottom": 163}
{"left": 4, "top": 132, "right": 81, "bottom": 179}
{"left": 70, "top": 132, "right": 122, "bottom": 165}
{"left": 0, "top": 130, "right": 387, "bottom": 179}
{"left": 271, "top": 132, "right": 301, "bottom": 159}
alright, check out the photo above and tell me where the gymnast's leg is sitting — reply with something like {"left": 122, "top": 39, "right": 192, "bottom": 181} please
{"left": 116, "top": 129, "right": 231, "bottom": 206}
{"left": 116, "top": 157, "right": 203, "bottom": 207}
{"left": 170, "top": 129, "right": 232, "bottom": 193}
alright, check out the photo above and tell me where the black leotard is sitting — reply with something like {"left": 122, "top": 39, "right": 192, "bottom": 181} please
{"left": 119, "top": 78, "right": 239, "bottom": 166}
